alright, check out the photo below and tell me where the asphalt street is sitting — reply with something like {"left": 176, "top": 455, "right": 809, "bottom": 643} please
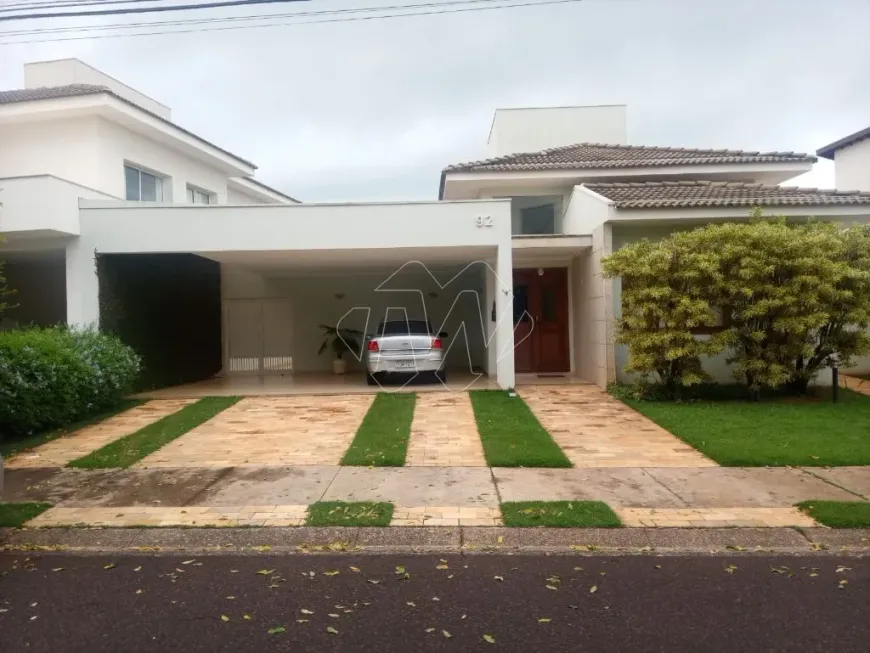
{"left": 0, "top": 553, "right": 867, "bottom": 652}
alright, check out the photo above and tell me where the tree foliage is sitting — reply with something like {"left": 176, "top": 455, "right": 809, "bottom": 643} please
{"left": 0, "top": 233, "right": 18, "bottom": 318}
{"left": 603, "top": 213, "right": 870, "bottom": 395}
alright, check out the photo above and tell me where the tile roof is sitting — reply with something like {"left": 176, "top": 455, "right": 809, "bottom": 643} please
{"left": 444, "top": 142, "right": 816, "bottom": 173}
{"left": 0, "top": 84, "right": 110, "bottom": 104}
{"left": 0, "top": 84, "right": 256, "bottom": 169}
{"left": 817, "top": 126, "right": 870, "bottom": 159}
{"left": 585, "top": 181, "right": 870, "bottom": 209}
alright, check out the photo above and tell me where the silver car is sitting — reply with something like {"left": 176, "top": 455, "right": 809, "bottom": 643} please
{"left": 365, "top": 319, "right": 447, "bottom": 385}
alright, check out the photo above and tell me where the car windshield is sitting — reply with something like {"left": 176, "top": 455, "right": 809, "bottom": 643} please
{"left": 377, "top": 320, "right": 432, "bottom": 336}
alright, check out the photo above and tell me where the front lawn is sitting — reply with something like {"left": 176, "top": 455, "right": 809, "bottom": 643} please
{"left": 500, "top": 501, "right": 622, "bottom": 528}
{"left": 68, "top": 396, "right": 241, "bottom": 468}
{"left": 469, "top": 391, "right": 572, "bottom": 468}
{"left": 797, "top": 501, "right": 870, "bottom": 528}
{"left": 340, "top": 393, "right": 416, "bottom": 466}
{"left": 306, "top": 501, "right": 394, "bottom": 527}
{"left": 0, "top": 502, "right": 52, "bottom": 528}
{"left": 621, "top": 388, "right": 870, "bottom": 467}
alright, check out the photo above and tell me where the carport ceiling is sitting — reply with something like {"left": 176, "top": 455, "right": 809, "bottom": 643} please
{"left": 198, "top": 246, "right": 497, "bottom": 274}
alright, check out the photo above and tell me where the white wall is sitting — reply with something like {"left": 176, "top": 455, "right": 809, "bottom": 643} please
{"left": 0, "top": 176, "right": 113, "bottom": 235}
{"left": 97, "top": 119, "right": 231, "bottom": 203}
{"left": 0, "top": 118, "right": 106, "bottom": 193}
{"left": 834, "top": 139, "right": 870, "bottom": 191}
{"left": 24, "top": 59, "right": 171, "bottom": 120}
{"left": 227, "top": 187, "right": 270, "bottom": 205}
{"left": 562, "top": 185, "right": 615, "bottom": 236}
{"left": 487, "top": 105, "right": 627, "bottom": 157}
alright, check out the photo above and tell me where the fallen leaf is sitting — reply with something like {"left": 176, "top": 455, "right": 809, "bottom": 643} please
{"left": 494, "top": 575, "right": 504, "bottom": 582}
{"left": 328, "top": 614, "right": 339, "bottom": 618}
{"left": 324, "top": 570, "right": 340, "bottom": 576}
{"left": 220, "top": 615, "right": 230, "bottom": 622}
{"left": 483, "top": 634, "right": 496, "bottom": 644}
{"left": 436, "top": 564, "right": 449, "bottom": 570}
{"left": 442, "top": 631, "right": 452, "bottom": 639}
{"left": 256, "top": 569, "right": 275, "bottom": 576}
{"left": 227, "top": 596, "right": 236, "bottom": 600}
{"left": 724, "top": 564, "right": 738, "bottom": 575}
{"left": 836, "top": 566, "right": 852, "bottom": 573}
{"left": 497, "top": 536, "right": 504, "bottom": 544}
{"left": 349, "top": 566, "right": 361, "bottom": 573}
{"left": 267, "top": 626, "right": 285, "bottom": 635}
{"left": 243, "top": 614, "right": 252, "bottom": 621}
{"left": 839, "top": 579, "right": 848, "bottom": 589}
{"left": 726, "top": 545, "right": 747, "bottom": 552}
{"left": 51, "top": 568, "right": 64, "bottom": 572}
{"left": 133, "top": 566, "right": 142, "bottom": 572}
{"left": 300, "top": 609, "right": 314, "bottom": 615}
{"left": 395, "top": 566, "right": 406, "bottom": 575}
{"left": 251, "top": 545, "right": 271, "bottom": 552}
{"left": 367, "top": 579, "right": 381, "bottom": 585}
{"left": 103, "top": 564, "right": 115, "bottom": 570}
{"left": 573, "top": 567, "right": 583, "bottom": 571}
{"left": 538, "top": 618, "right": 551, "bottom": 623}
{"left": 135, "top": 589, "right": 143, "bottom": 595}
{"left": 432, "top": 597, "right": 440, "bottom": 602}
{"left": 326, "top": 626, "right": 339, "bottom": 635}
{"left": 590, "top": 585, "right": 598, "bottom": 594}
{"left": 545, "top": 585, "right": 558, "bottom": 591}
{"left": 406, "top": 601, "right": 416, "bottom": 607}
{"left": 655, "top": 565, "right": 662, "bottom": 570}
{"left": 296, "top": 619, "right": 308, "bottom": 624}
{"left": 425, "top": 628, "right": 435, "bottom": 634}
{"left": 181, "top": 560, "right": 195, "bottom": 565}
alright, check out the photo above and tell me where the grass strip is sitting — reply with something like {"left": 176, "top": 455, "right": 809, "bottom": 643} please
{"left": 469, "top": 391, "right": 572, "bottom": 468}
{"left": 340, "top": 393, "right": 416, "bottom": 466}
{"left": 0, "top": 502, "right": 53, "bottom": 528}
{"left": 68, "top": 396, "right": 241, "bottom": 469}
{"left": 797, "top": 500, "right": 870, "bottom": 528}
{"left": 0, "top": 399, "right": 144, "bottom": 458}
{"left": 500, "top": 501, "right": 622, "bottom": 528}
{"left": 620, "top": 388, "right": 870, "bottom": 466}
{"left": 306, "top": 501, "right": 394, "bottom": 527}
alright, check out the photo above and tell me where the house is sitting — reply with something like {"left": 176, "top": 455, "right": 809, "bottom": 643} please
{"left": 3, "top": 59, "right": 870, "bottom": 392}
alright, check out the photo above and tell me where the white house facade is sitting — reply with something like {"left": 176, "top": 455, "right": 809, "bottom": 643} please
{"left": 3, "top": 58, "right": 870, "bottom": 392}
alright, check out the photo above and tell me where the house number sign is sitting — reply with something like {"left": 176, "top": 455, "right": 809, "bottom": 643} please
{"left": 476, "top": 216, "right": 494, "bottom": 227}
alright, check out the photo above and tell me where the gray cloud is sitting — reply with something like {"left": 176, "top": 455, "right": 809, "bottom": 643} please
{"left": 2, "top": 0, "right": 867, "bottom": 199}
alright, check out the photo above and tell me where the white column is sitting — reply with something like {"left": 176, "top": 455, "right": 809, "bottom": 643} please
{"left": 65, "top": 239, "right": 100, "bottom": 328}
{"left": 493, "top": 243, "right": 515, "bottom": 389}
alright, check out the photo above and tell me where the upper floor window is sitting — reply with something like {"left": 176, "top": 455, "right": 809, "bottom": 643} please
{"left": 187, "top": 185, "right": 212, "bottom": 205}
{"left": 124, "top": 164, "right": 163, "bottom": 202}
{"left": 519, "top": 203, "right": 556, "bottom": 235}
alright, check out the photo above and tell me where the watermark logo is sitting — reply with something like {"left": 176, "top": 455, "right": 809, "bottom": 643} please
{"left": 334, "top": 260, "right": 533, "bottom": 392}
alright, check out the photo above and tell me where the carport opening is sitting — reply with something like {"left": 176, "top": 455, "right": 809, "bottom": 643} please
{"left": 98, "top": 253, "right": 222, "bottom": 391}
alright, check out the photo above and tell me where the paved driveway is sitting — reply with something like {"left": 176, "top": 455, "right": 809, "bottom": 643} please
{"left": 136, "top": 395, "right": 373, "bottom": 468}
{"left": 519, "top": 385, "right": 716, "bottom": 467}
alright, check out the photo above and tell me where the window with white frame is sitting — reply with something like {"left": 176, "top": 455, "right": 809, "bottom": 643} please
{"left": 186, "top": 185, "right": 212, "bottom": 205}
{"left": 124, "top": 164, "right": 164, "bottom": 201}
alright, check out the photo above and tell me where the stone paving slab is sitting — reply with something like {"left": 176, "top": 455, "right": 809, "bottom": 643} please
{"left": 391, "top": 506, "right": 502, "bottom": 527}
{"left": 135, "top": 395, "right": 373, "bottom": 468}
{"left": 0, "top": 468, "right": 118, "bottom": 504}
{"left": 321, "top": 467, "right": 499, "bottom": 507}
{"left": 801, "top": 467, "right": 870, "bottom": 499}
{"left": 492, "top": 467, "right": 686, "bottom": 507}
{"left": 615, "top": 507, "right": 817, "bottom": 528}
{"left": 58, "top": 468, "right": 228, "bottom": 508}
{"left": 519, "top": 385, "right": 716, "bottom": 468}
{"left": 189, "top": 466, "right": 339, "bottom": 506}
{"left": 4, "top": 400, "right": 195, "bottom": 469}
{"left": 26, "top": 505, "right": 310, "bottom": 528}
{"left": 644, "top": 467, "right": 859, "bottom": 507}
{"left": 405, "top": 393, "right": 486, "bottom": 467}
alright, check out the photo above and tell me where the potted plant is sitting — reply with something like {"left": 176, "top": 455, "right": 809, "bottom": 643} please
{"left": 317, "top": 324, "right": 363, "bottom": 374}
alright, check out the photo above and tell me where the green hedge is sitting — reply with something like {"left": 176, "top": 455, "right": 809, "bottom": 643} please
{"left": 0, "top": 326, "right": 141, "bottom": 438}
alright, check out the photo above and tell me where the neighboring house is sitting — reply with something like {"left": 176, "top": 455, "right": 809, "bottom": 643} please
{"left": 2, "top": 59, "right": 870, "bottom": 391}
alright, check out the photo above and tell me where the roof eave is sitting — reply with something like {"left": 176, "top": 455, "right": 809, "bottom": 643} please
{"left": 816, "top": 126, "right": 870, "bottom": 160}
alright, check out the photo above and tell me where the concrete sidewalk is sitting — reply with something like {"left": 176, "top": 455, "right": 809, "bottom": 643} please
{"left": 4, "top": 463, "right": 869, "bottom": 528}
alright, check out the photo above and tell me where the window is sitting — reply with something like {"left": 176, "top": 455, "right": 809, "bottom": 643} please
{"left": 187, "top": 185, "right": 212, "bottom": 205}
{"left": 124, "top": 164, "right": 163, "bottom": 201}
{"left": 519, "top": 204, "right": 556, "bottom": 235}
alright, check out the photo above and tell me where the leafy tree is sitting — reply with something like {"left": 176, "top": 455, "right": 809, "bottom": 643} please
{"left": 602, "top": 234, "right": 726, "bottom": 392}
{"left": 0, "top": 234, "right": 17, "bottom": 319}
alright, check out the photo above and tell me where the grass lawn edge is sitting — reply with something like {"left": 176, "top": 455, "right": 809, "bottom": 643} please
{"left": 0, "top": 502, "right": 53, "bottom": 528}
{"left": 500, "top": 501, "right": 622, "bottom": 528}
{"left": 796, "top": 500, "right": 870, "bottom": 528}
{"left": 67, "top": 396, "right": 241, "bottom": 469}
{"left": 306, "top": 501, "right": 394, "bottom": 527}
{"left": 340, "top": 393, "right": 416, "bottom": 467}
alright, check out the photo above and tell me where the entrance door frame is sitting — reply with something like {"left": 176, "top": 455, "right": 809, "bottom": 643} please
{"left": 512, "top": 267, "right": 571, "bottom": 375}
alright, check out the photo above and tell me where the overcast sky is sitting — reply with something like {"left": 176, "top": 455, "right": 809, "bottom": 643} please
{"left": 2, "top": 0, "right": 868, "bottom": 201}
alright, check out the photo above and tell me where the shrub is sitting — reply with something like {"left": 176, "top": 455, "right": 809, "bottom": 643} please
{"left": 0, "top": 326, "right": 140, "bottom": 438}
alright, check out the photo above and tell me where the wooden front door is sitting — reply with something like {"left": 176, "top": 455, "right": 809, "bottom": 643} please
{"left": 512, "top": 268, "right": 570, "bottom": 374}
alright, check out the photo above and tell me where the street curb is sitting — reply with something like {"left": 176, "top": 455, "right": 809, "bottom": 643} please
{"left": 2, "top": 526, "right": 869, "bottom": 556}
